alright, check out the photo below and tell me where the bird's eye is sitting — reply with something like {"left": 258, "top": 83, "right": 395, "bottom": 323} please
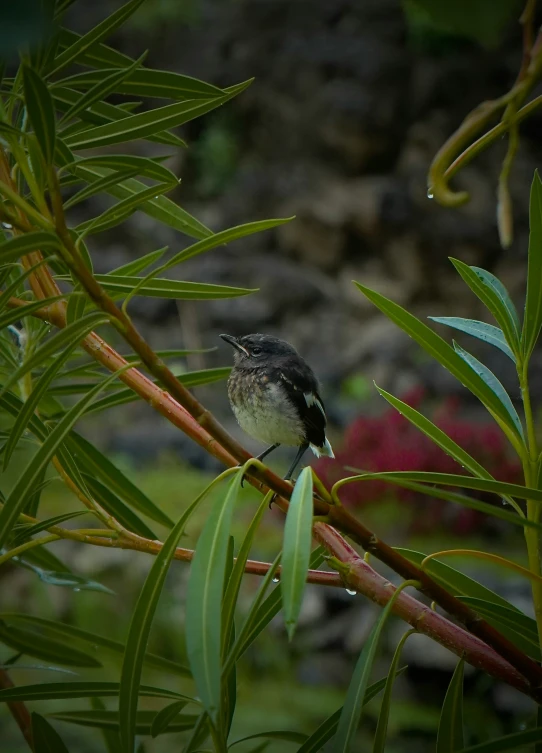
{"left": 251, "top": 346, "right": 262, "bottom": 356}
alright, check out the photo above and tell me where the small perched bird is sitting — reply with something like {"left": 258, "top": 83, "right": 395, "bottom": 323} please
{"left": 220, "top": 333, "right": 334, "bottom": 480}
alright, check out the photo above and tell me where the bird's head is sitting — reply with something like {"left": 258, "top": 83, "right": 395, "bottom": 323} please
{"left": 220, "top": 333, "right": 298, "bottom": 367}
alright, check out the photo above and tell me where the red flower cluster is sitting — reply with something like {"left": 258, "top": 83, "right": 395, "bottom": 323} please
{"left": 316, "top": 387, "right": 523, "bottom": 535}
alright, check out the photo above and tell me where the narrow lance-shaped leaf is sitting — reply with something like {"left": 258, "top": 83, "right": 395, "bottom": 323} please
{"left": 63, "top": 167, "right": 142, "bottom": 209}
{"left": 455, "top": 726, "right": 542, "bottom": 752}
{"left": 437, "top": 658, "right": 465, "bottom": 752}
{"left": 297, "top": 673, "right": 405, "bottom": 753}
{"left": 118, "top": 475, "right": 219, "bottom": 753}
{"left": 49, "top": 709, "right": 199, "bottom": 734}
{"left": 48, "top": 0, "right": 146, "bottom": 76}
{"left": 0, "top": 682, "right": 195, "bottom": 703}
{"left": 65, "top": 154, "right": 178, "bottom": 185}
{"left": 453, "top": 342, "right": 524, "bottom": 441}
{"left": 22, "top": 66, "right": 56, "bottom": 166}
{"left": 0, "top": 364, "right": 130, "bottom": 550}
{"left": 32, "top": 713, "right": 70, "bottom": 753}
{"left": 429, "top": 317, "right": 515, "bottom": 363}
{"left": 150, "top": 701, "right": 188, "bottom": 738}
{"left": 354, "top": 282, "right": 524, "bottom": 447}
{"left": 80, "top": 474, "right": 157, "bottom": 539}
{"left": 281, "top": 467, "right": 314, "bottom": 641}
{"left": 522, "top": 170, "right": 542, "bottom": 359}
{"left": 0, "top": 621, "right": 101, "bottom": 667}
{"left": 92, "top": 275, "right": 256, "bottom": 300}
{"left": 3, "top": 337, "right": 84, "bottom": 469}
{"left": 185, "top": 470, "right": 243, "bottom": 728}
{"left": 0, "top": 232, "right": 61, "bottom": 264}
{"left": 333, "top": 584, "right": 411, "bottom": 753}
{"left": 59, "top": 52, "right": 147, "bottom": 125}
{"left": 0, "top": 613, "right": 190, "bottom": 676}
{"left": 373, "top": 632, "right": 413, "bottom": 753}
{"left": 68, "top": 432, "right": 173, "bottom": 528}
{"left": 449, "top": 258, "right": 521, "bottom": 356}
{"left": 0, "top": 311, "right": 110, "bottom": 403}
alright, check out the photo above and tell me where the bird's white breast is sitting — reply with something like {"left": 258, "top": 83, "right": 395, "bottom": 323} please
{"left": 232, "top": 382, "right": 305, "bottom": 447}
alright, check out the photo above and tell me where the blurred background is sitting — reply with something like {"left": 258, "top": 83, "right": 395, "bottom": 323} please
{"left": 3, "top": 0, "right": 542, "bottom": 750}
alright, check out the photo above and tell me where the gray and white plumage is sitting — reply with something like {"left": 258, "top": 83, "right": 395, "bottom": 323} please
{"left": 220, "top": 334, "right": 334, "bottom": 474}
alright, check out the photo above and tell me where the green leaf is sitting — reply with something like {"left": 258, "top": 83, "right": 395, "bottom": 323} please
{"left": 0, "top": 311, "right": 110, "bottom": 403}
{"left": 52, "top": 88, "right": 185, "bottom": 148}
{"left": 345, "top": 470, "right": 542, "bottom": 504}
{"left": 65, "top": 163, "right": 211, "bottom": 239}
{"left": 437, "top": 658, "right": 464, "bottom": 752}
{"left": 225, "top": 548, "right": 325, "bottom": 670}
{"left": 354, "top": 282, "right": 524, "bottom": 446}
{"left": 22, "top": 66, "right": 56, "bottom": 166}
{"left": 109, "top": 246, "right": 167, "bottom": 277}
{"left": 457, "top": 726, "right": 542, "bottom": 752}
{"left": 522, "top": 170, "right": 542, "bottom": 359}
{"left": 375, "top": 386, "right": 494, "bottom": 480}
{"left": 0, "top": 682, "right": 194, "bottom": 702}
{"left": 0, "top": 231, "right": 60, "bottom": 264}
{"left": 229, "top": 731, "right": 308, "bottom": 748}
{"left": 12, "top": 510, "right": 90, "bottom": 546}
{"left": 32, "top": 713, "right": 70, "bottom": 753}
{"left": 68, "top": 154, "right": 178, "bottom": 185}
{"left": 93, "top": 274, "right": 255, "bottom": 300}
{"left": 119, "top": 479, "right": 213, "bottom": 753}
{"left": 333, "top": 587, "right": 407, "bottom": 752}
{"left": 395, "top": 548, "right": 522, "bottom": 612}
{"left": 185, "top": 470, "right": 243, "bottom": 727}
{"left": 449, "top": 259, "right": 521, "bottom": 356}
{"left": 0, "top": 613, "right": 190, "bottom": 676}
{"left": 457, "top": 597, "right": 540, "bottom": 660}
{"left": 0, "top": 258, "right": 54, "bottom": 312}
{"left": 49, "top": 709, "right": 199, "bottom": 734}
{"left": 428, "top": 317, "right": 515, "bottom": 362}
{"left": 453, "top": 342, "right": 524, "bottom": 440}
{"left": 76, "top": 182, "right": 174, "bottom": 236}
{"left": 55, "top": 66, "right": 224, "bottom": 100}
{"left": 81, "top": 474, "right": 157, "bottom": 539}
{"left": 161, "top": 217, "right": 294, "bottom": 270}
{"left": 281, "top": 467, "right": 313, "bottom": 641}
{"left": 63, "top": 166, "right": 141, "bottom": 209}
{"left": 0, "top": 364, "right": 127, "bottom": 550}
{"left": 373, "top": 634, "right": 413, "bottom": 753}
{"left": 49, "top": 0, "right": 146, "bottom": 76}
{"left": 150, "top": 701, "right": 188, "bottom": 738}
{"left": 64, "top": 93, "right": 236, "bottom": 150}
{"left": 297, "top": 673, "right": 403, "bottom": 753}
{"left": 59, "top": 53, "right": 147, "bottom": 125}
{"left": 68, "top": 432, "right": 173, "bottom": 528}
{"left": 3, "top": 337, "right": 84, "bottom": 469}
{"left": 222, "top": 492, "right": 271, "bottom": 659}
{"left": 0, "top": 621, "right": 101, "bottom": 667}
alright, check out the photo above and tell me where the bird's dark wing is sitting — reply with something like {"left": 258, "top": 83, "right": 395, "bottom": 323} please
{"left": 272, "top": 360, "right": 327, "bottom": 448}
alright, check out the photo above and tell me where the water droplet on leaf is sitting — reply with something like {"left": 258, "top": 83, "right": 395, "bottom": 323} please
{"left": 345, "top": 588, "right": 356, "bottom": 596}
{"left": 427, "top": 188, "right": 434, "bottom": 200}
{"left": 272, "top": 576, "right": 280, "bottom": 583}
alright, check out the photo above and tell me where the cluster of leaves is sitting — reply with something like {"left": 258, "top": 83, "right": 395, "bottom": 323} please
{"left": 1, "top": 1, "right": 542, "bottom": 752}
{"left": 318, "top": 386, "right": 522, "bottom": 535}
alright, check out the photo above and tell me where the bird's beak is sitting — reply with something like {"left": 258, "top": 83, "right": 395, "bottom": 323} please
{"left": 220, "top": 333, "right": 249, "bottom": 357}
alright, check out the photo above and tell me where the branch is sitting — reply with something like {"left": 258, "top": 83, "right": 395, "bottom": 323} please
{"left": 9, "top": 514, "right": 534, "bottom": 701}
{"left": 0, "top": 669, "right": 33, "bottom": 750}
{"left": 7, "top": 286, "right": 542, "bottom": 697}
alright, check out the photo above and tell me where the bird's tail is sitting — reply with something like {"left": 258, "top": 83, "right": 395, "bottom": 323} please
{"left": 310, "top": 436, "right": 335, "bottom": 459}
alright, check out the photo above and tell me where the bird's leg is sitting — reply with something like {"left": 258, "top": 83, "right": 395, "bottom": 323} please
{"left": 284, "top": 443, "right": 309, "bottom": 481}
{"left": 255, "top": 443, "right": 280, "bottom": 463}
{"left": 240, "top": 444, "right": 280, "bottom": 488}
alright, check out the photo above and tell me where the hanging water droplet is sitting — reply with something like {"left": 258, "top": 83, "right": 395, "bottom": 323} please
{"left": 502, "top": 499, "right": 508, "bottom": 506}
{"left": 427, "top": 188, "right": 434, "bottom": 200}
{"left": 73, "top": 587, "right": 81, "bottom": 592}
{"left": 272, "top": 576, "right": 280, "bottom": 583}
{"left": 2, "top": 222, "right": 13, "bottom": 229}
{"left": 345, "top": 588, "right": 356, "bottom": 596}
{"left": 520, "top": 723, "right": 527, "bottom": 731}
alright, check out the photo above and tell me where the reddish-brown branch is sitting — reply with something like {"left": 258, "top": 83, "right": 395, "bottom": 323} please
{"left": 0, "top": 669, "right": 33, "bottom": 750}
{"left": 7, "top": 291, "right": 542, "bottom": 698}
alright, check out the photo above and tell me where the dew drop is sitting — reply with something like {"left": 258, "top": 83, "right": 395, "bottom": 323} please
{"left": 520, "top": 723, "right": 527, "bottom": 731}
{"left": 427, "top": 188, "right": 434, "bottom": 200}
{"left": 272, "top": 576, "right": 280, "bottom": 583}
{"left": 345, "top": 588, "right": 357, "bottom": 596}
{"left": 502, "top": 499, "right": 508, "bottom": 506}
{"left": 2, "top": 222, "right": 13, "bottom": 229}
{"left": 73, "top": 587, "right": 81, "bottom": 592}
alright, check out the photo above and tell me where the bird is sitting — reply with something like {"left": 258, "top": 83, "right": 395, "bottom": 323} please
{"left": 220, "top": 333, "right": 334, "bottom": 480}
